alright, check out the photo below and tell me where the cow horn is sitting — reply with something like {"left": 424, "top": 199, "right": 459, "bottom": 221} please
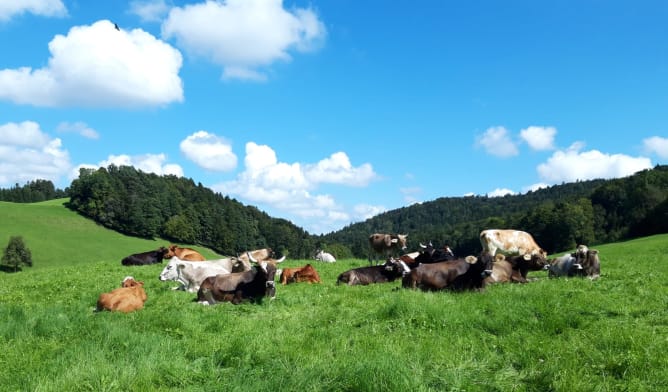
{"left": 419, "top": 243, "right": 427, "bottom": 248}
{"left": 523, "top": 254, "right": 531, "bottom": 261}
{"left": 247, "top": 252, "right": 258, "bottom": 263}
{"left": 465, "top": 255, "right": 478, "bottom": 264}
{"left": 275, "top": 255, "right": 286, "bottom": 263}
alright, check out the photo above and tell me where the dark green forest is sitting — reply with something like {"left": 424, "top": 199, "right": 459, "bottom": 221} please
{"left": 3, "top": 165, "right": 668, "bottom": 259}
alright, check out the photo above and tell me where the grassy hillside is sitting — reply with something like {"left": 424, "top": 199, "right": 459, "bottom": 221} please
{"left": 0, "top": 199, "right": 221, "bottom": 269}
{"left": 1, "top": 217, "right": 667, "bottom": 391}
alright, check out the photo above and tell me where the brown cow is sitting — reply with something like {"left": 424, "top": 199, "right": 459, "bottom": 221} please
{"left": 164, "top": 245, "right": 206, "bottom": 261}
{"left": 368, "top": 233, "right": 408, "bottom": 265}
{"left": 96, "top": 276, "right": 147, "bottom": 313}
{"left": 280, "top": 264, "right": 321, "bottom": 284}
{"left": 402, "top": 254, "right": 493, "bottom": 291}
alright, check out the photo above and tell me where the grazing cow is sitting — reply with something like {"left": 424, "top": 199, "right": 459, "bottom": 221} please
{"left": 197, "top": 261, "right": 277, "bottom": 305}
{"left": 480, "top": 229, "right": 548, "bottom": 260}
{"left": 315, "top": 249, "right": 336, "bottom": 263}
{"left": 158, "top": 257, "right": 232, "bottom": 292}
{"left": 336, "top": 258, "right": 409, "bottom": 286}
{"left": 545, "top": 254, "right": 584, "bottom": 278}
{"left": 164, "top": 245, "right": 206, "bottom": 261}
{"left": 368, "top": 233, "right": 408, "bottom": 265}
{"left": 280, "top": 264, "right": 322, "bottom": 284}
{"left": 121, "top": 246, "right": 169, "bottom": 266}
{"left": 96, "top": 276, "right": 147, "bottom": 313}
{"left": 402, "top": 254, "right": 494, "bottom": 292}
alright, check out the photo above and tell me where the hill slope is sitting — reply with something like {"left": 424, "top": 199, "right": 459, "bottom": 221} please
{"left": 0, "top": 199, "right": 221, "bottom": 269}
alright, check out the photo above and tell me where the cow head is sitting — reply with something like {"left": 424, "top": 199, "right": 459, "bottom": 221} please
{"left": 122, "top": 276, "right": 144, "bottom": 287}
{"left": 257, "top": 261, "right": 277, "bottom": 299}
{"left": 467, "top": 254, "right": 494, "bottom": 278}
{"left": 523, "top": 253, "right": 549, "bottom": 270}
{"left": 159, "top": 257, "right": 182, "bottom": 281}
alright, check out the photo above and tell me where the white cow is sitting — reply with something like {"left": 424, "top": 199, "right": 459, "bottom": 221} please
{"left": 159, "top": 257, "right": 232, "bottom": 292}
{"left": 479, "top": 229, "right": 547, "bottom": 259}
{"left": 314, "top": 250, "right": 336, "bottom": 263}
{"left": 545, "top": 254, "right": 584, "bottom": 277}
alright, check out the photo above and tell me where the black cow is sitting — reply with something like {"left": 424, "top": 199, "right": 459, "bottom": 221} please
{"left": 196, "top": 261, "right": 277, "bottom": 305}
{"left": 413, "top": 242, "right": 456, "bottom": 265}
{"left": 402, "top": 254, "right": 494, "bottom": 292}
{"left": 337, "top": 258, "right": 409, "bottom": 286}
{"left": 121, "top": 247, "right": 169, "bottom": 266}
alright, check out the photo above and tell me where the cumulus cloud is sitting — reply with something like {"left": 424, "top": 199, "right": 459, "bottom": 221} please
{"left": 180, "top": 131, "right": 237, "bottom": 171}
{"left": 0, "top": 121, "right": 71, "bottom": 186}
{"left": 476, "top": 126, "right": 519, "bottom": 158}
{"left": 129, "top": 0, "right": 169, "bottom": 22}
{"left": 212, "top": 142, "right": 378, "bottom": 234}
{"left": 520, "top": 126, "right": 556, "bottom": 151}
{"left": 71, "top": 153, "right": 183, "bottom": 181}
{"left": 161, "top": 0, "right": 326, "bottom": 81}
{"left": 523, "top": 182, "right": 550, "bottom": 193}
{"left": 0, "top": 20, "right": 183, "bottom": 107}
{"left": 0, "top": 0, "right": 67, "bottom": 22}
{"left": 304, "top": 152, "right": 376, "bottom": 186}
{"left": 537, "top": 142, "right": 652, "bottom": 183}
{"left": 56, "top": 121, "right": 99, "bottom": 139}
{"left": 643, "top": 136, "right": 668, "bottom": 159}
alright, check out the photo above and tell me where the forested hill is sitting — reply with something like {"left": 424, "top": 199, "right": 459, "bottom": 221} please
{"left": 9, "top": 165, "right": 668, "bottom": 260}
{"left": 66, "top": 165, "right": 316, "bottom": 258}
{"left": 320, "top": 165, "right": 668, "bottom": 258}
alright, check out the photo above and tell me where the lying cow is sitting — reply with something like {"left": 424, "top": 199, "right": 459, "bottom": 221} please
{"left": 336, "top": 258, "right": 409, "bottom": 286}
{"left": 164, "top": 245, "right": 206, "bottom": 261}
{"left": 121, "top": 246, "right": 169, "bottom": 266}
{"left": 197, "top": 261, "right": 277, "bottom": 305}
{"left": 480, "top": 229, "right": 548, "bottom": 260}
{"left": 572, "top": 245, "right": 601, "bottom": 280}
{"left": 402, "top": 254, "right": 493, "bottom": 292}
{"left": 280, "top": 264, "right": 322, "bottom": 284}
{"left": 545, "top": 254, "right": 584, "bottom": 278}
{"left": 158, "top": 257, "right": 232, "bottom": 292}
{"left": 314, "top": 249, "right": 336, "bottom": 262}
{"left": 412, "top": 242, "right": 456, "bottom": 266}
{"left": 96, "top": 276, "right": 147, "bottom": 313}
{"left": 483, "top": 254, "right": 516, "bottom": 284}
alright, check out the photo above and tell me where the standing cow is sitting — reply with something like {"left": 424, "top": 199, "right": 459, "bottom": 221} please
{"left": 368, "top": 233, "right": 408, "bottom": 265}
{"left": 479, "top": 229, "right": 548, "bottom": 259}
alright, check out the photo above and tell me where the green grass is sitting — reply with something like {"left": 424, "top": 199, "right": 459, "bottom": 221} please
{"left": 0, "top": 201, "right": 667, "bottom": 391}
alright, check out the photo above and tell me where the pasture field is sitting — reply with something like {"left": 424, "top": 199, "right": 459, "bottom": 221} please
{"left": 0, "top": 199, "right": 221, "bottom": 268}
{"left": 0, "top": 201, "right": 667, "bottom": 391}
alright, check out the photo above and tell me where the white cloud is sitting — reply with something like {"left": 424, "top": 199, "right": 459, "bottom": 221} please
{"left": 476, "top": 126, "right": 519, "bottom": 158}
{"left": 212, "top": 142, "right": 378, "bottom": 234}
{"left": 71, "top": 153, "right": 183, "bottom": 181}
{"left": 537, "top": 142, "right": 652, "bottom": 183}
{"left": 56, "top": 121, "right": 100, "bottom": 139}
{"left": 180, "top": 131, "right": 237, "bottom": 172}
{"left": 161, "top": 0, "right": 326, "bottom": 81}
{"left": 520, "top": 126, "right": 556, "bottom": 151}
{"left": 0, "top": 20, "right": 183, "bottom": 107}
{"left": 129, "top": 0, "right": 169, "bottom": 22}
{"left": 643, "top": 136, "right": 668, "bottom": 159}
{"left": 304, "top": 152, "right": 377, "bottom": 186}
{"left": 487, "top": 188, "right": 516, "bottom": 197}
{"left": 0, "top": 0, "right": 67, "bottom": 22}
{"left": 0, "top": 121, "right": 71, "bottom": 186}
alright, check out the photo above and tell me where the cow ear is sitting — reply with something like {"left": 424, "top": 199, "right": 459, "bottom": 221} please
{"left": 494, "top": 254, "right": 505, "bottom": 263}
{"left": 465, "top": 255, "right": 478, "bottom": 264}
{"left": 177, "top": 264, "right": 185, "bottom": 270}
{"left": 523, "top": 254, "right": 531, "bottom": 261}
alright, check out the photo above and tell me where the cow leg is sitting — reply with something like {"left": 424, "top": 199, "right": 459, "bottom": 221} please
{"left": 199, "top": 288, "right": 216, "bottom": 305}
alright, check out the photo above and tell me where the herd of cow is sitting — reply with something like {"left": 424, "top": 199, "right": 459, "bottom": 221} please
{"left": 95, "top": 229, "right": 601, "bottom": 313}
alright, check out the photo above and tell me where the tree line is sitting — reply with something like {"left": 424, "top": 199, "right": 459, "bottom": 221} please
{"left": 3, "top": 165, "right": 667, "bottom": 261}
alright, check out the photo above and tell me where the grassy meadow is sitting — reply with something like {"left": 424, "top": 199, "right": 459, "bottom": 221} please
{"left": 1, "top": 201, "right": 667, "bottom": 391}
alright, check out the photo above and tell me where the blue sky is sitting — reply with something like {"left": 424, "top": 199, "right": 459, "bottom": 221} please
{"left": 1, "top": 0, "right": 667, "bottom": 235}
